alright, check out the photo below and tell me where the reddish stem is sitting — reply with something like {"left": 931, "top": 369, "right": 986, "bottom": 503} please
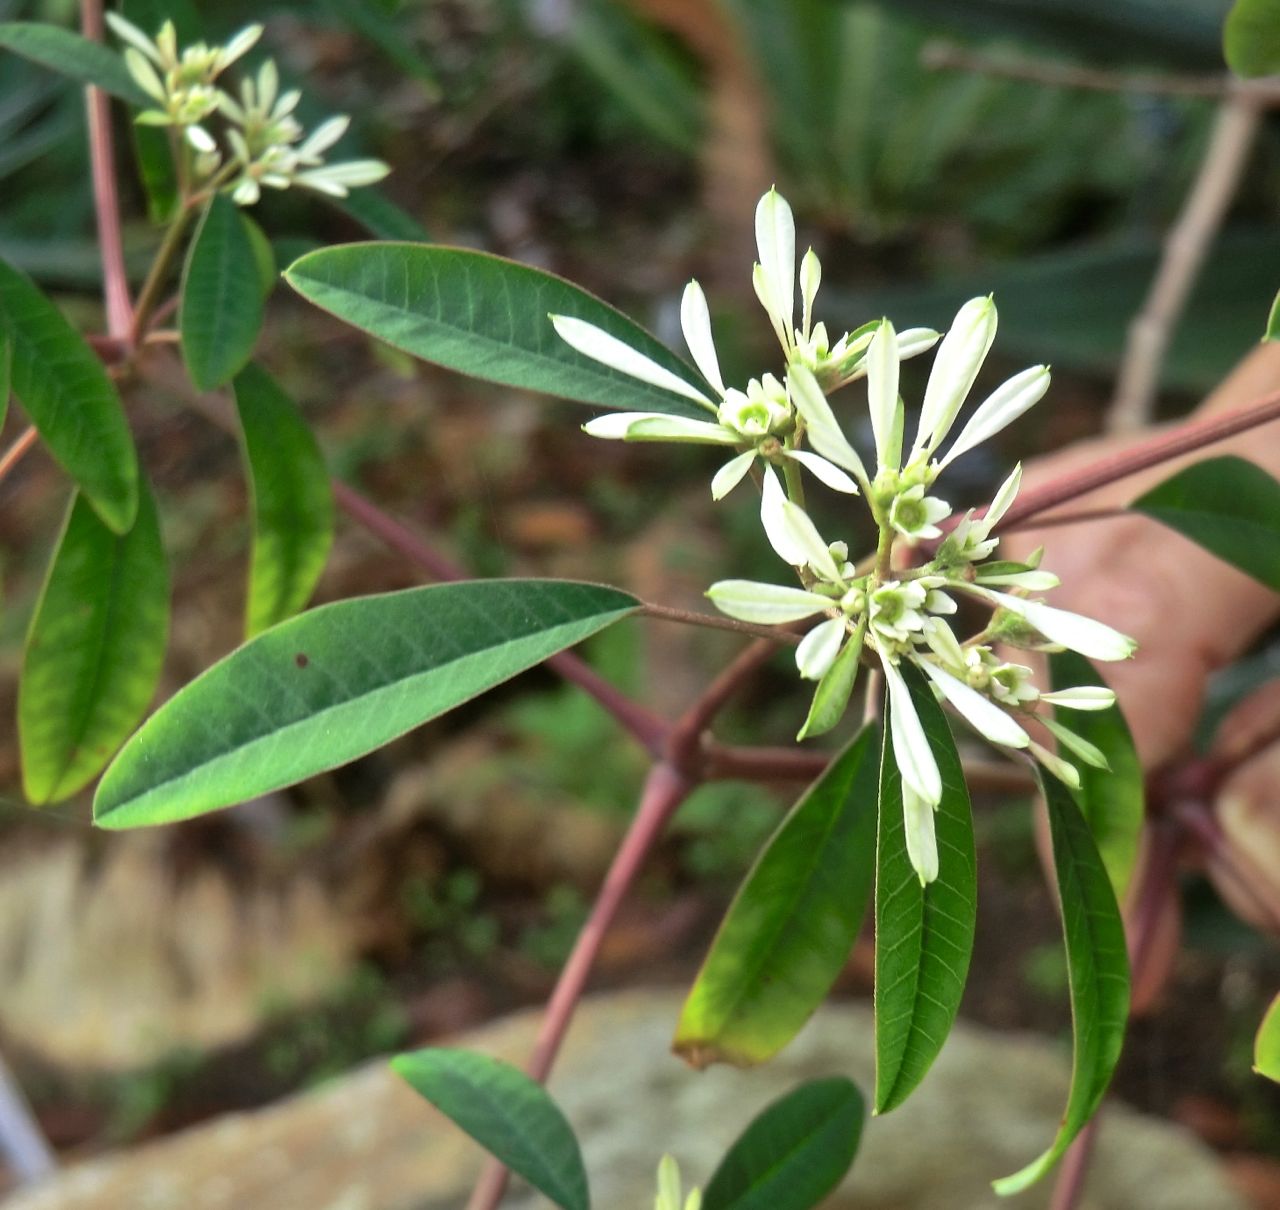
{"left": 994, "top": 389, "right": 1280, "bottom": 532}
{"left": 465, "top": 762, "right": 694, "bottom": 1210}
{"left": 0, "top": 426, "right": 39, "bottom": 486}
{"left": 668, "top": 638, "right": 776, "bottom": 774}
{"left": 82, "top": 0, "right": 132, "bottom": 338}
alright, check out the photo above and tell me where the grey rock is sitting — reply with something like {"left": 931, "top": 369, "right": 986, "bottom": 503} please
{"left": 1, "top": 989, "right": 1245, "bottom": 1210}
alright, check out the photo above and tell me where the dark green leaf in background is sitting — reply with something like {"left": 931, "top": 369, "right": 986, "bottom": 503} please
{"left": 0, "top": 23, "right": 149, "bottom": 105}
{"left": 329, "top": 189, "right": 431, "bottom": 242}
{"left": 993, "top": 775, "right": 1130, "bottom": 1194}
{"left": 20, "top": 484, "right": 169, "bottom": 803}
{"left": 284, "top": 244, "right": 713, "bottom": 418}
{"left": 1255, "top": 993, "right": 1280, "bottom": 1082}
{"left": 0, "top": 256, "right": 137, "bottom": 533}
{"left": 94, "top": 580, "right": 639, "bottom": 828}
{"left": 0, "top": 320, "right": 10, "bottom": 433}
{"left": 233, "top": 364, "right": 333, "bottom": 637}
{"left": 674, "top": 728, "right": 879, "bottom": 1067}
{"left": 1224, "top": 0, "right": 1280, "bottom": 76}
{"left": 391, "top": 1048, "right": 588, "bottom": 1210}
{"left": 875, "top": 665, "right": 977, "bottom": 1114}
{"left": 1132, "top": 455, "right": 1280, "bottom": 590}
{"left": 181, "top": 194, "right": 266, "bottom": 390}
{"left": 1049, "top": 651, "right": 1143, "bottom": 900}
{"left": 702, "top": 1078, "right": 865, "bottom": 1210}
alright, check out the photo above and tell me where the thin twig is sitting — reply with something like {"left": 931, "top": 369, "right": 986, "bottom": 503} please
{"left": 641, "top": 601, "right": 801, "bottom": 645}
{"left": 466, "top": 762, "right": 694, "bottom": 1210}
{"left": 0, "top": 426, "right": 40, "bottom": 487}
{"left": 1048, "top": 1115, "right": 1100, "bottom": 1210}
{"left": 995, "top": 387, "right": 1280, "bottom": 531}
{"left": 130, "top": 206, "right": 197, "bottom": 348}
{"left": 668, "top": 638, "right": 776, "bottom": 774}
{"left": 922, "top": 41, "right": 1280, "bottom": 103}
{"left": 1108, "top": 95, "right": 1263, "bottom": 433}
{"left": 82, "top": 0, "right": 132, "bottom": 339}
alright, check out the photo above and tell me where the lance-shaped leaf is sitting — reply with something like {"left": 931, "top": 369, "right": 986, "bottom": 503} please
{"left": 330, "top": 188, "right": 431, "bottom": 241}
{"left": 1255, "top": 993, "right": 1280, "bottom": 1083}
{"left": 993, "top": 775, "right": 1130, "bottom": 1194}
{"left": 233, "top": 365, "right": 333, "bottom": 637}
{"left": 0, "top": 257, "right": 137, "bottom": 532}
{"left": 702, "top": 1077, "right": 865, "bottom": 1210}
{"left": 875, "top": 664, "right": 976, "bottom": 1114}
{"left": 1224, "top": 0, "right": 1280, "bottom": 77}
{"left": 392, "top": 1048, "right": 588, "bottom": 1210}
{"left": 1267, "top": 288, "right": 1280, "bottom": 342}
{"left": 181, "top": 194, "right": 266, "bottom": 390}
{"left": 1050, "top": 650, "right": 1143, "bottom": 900}
{"left": 675, "top": 728, "right": 879, "bottom": 1068}
{"left": 0, "top": 23, "right": 149, "bottom": 104}
{"left": 1131, "top": 455, "right": 1280, "bottom": 590}
{"left": 94, "top": 580, "right": 639, "bottom": 828}
{"left": 284, "top": 244, "right": 712, "bottom": 418}
{"left": 20, "top": 483, "right": 169, "bottom": 803}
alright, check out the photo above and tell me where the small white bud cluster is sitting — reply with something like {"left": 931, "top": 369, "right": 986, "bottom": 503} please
{"left": 107, "top": 14, "right": 390, "bottom": 206}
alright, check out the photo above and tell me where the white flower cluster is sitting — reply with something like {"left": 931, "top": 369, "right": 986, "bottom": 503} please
{"left": 107, "top": 13, "right": 390, "bottom": 205}
{"left": 551, "top": 188, "right": 1137, "bottom": 886}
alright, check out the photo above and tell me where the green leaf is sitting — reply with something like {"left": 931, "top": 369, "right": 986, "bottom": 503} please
{"left": 284, "top": 243, "right": 712, "bottom": 418}
{"left": 797, "top": 626, "right": 864, "bottom": 740}
{"left": 1049, "top": 651, "right": 1143, "bottom": 900}
{"left": 94, "top": 580, "right": 639, "bottom": 828}
{"left": 181, "top": 194, "right": 266, "bottom": 390}
{"left": 330, "top": 189, "right": 430, "bottom": 241}
{"left": 1131, "top": 455, "right": 1280, "bottom": 590}
{"left": 0, "top": 256, "right": 138, "bottom": 533}
{"left": 233, "top": 364, "right": 334, "bottom": 637}
{"left": 0, "top": 23, "right": 149, "bottom": 105}
{"left": 0, "top": 321, "right": 10, "bottom": 433}
{"left": 391, "top": 1048, "right": 588, "bottom": 1210}
{"left": 874, "top": 664, "right": 977, "bottom": 1114}
{"left": 1254, "top": 993, "right": 1280, "bottom": 1082}
{"left": 993, "top": 775, "right": 1130, "bottom": 1194}
{"left": 702, "top": 1077, "right": 864, "bottom": 1210}
{"left": 241, "top": 215, "right": 278, "bottom": 301}
{"left": 674, "top": 728, "right": 879, "bottom": 1067}
{"left": 1225, "top": 0, "right": 1280, "bottom": 77}
{"left": 20, "top": 484, "right": 169, "bottom": 803}
{"left": 1267, "top": 287, "right": 1280, "bottom": 341}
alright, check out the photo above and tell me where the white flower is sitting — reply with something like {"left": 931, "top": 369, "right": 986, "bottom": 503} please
{"left": 883, "top": 656, "right": 942, "bottom": 809}
{"left": 655, "top": 1155, "right": 702, "bottom": 1210}
{"left": 965, "top": 586, "right": 1137, "bottom": 662}
{"left": 889, "top": 484, "right": 951, "bottom": 541}
{"left": 910, "top": 296, "right": 998, "bottom": 464}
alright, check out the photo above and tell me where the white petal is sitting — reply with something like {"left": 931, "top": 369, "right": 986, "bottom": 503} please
{"left": 969, "top": 587, "right": 1137, "bottom": 662}
{"left": 296, "top": 160, "right": 391, "bottom": 188}
{"left": 1042, "top": 718, "right": 1109, "bottom": 770}
{"left": 914, "top": 296, "right": 997, "bottom": 459}
{"left": 800, "top": 248, "right": 821, "bottom": 340}
{"left": 796, "top": 617, "right": 848, "bottom": 680}
{"left": 780, "top": 498, "right": 842, "bottom": 580}
{"left": 788, "top": 365, "right": 869, "bottom": 483}
{"left": 866, "top": 319, "right": 901, "bottom": 473}
{"left": 299, "top": 115, "right": 350, "bottom": 159}
{"left": 981, "top": 462, "right": 1023, "bottom": 533}
{"left": 783, "top": 449, "right": 858, "bottom": 494}
{"left": 549, "top": 316, "right": 716, "bottom": 410}
{"left": 755, "top": 188, "right": 796, "bottom": 345}
{"left": 923, "top": 616, "right": 966, "bottom": 668}
{"left": 902, "top": 781, "right": 939, "bottom": 886}
{"left": 924, "top": 589, "right": 957, "bottom": 614}
{"left": 917, "top": 660, "right": 1030, "bottom": 749}
{"left": 711, "top": 450, "right": 757, "bottom": 500}
{"left": 232, "top": 177, "right": 260, "bottom": 206}
{"left": 106, "top": 12, "right": 163, "bottom": 64}
{"left": 582, "top": 412, "right": 738, "bottom": 444}
{"left": 976, "top": 569, "right": 1061, "bottom": 591}
{"left": 1030, "top": 740, "right": 1081, "bottom": 790}
{"left": 898, "top": 328, "right": 941, "bottom": 360}
{"left": 940, "top": 365, "right": 1050, "bottom": 469}
{"left": 760, "top": 467, "right": 807, "bottom": 566}
{"left": 1040, "top": 686, "right": 1117, "bottom": 711}
{"left": 185, "top": 124, "right": 216, "bottom": 153}
{"left": 679, "top": 281, "right": 725, "bottom": 396}
{"left": 706, "top": 580, "right": 831, "bottom": 624}
{"left": 883, "top": 658, "right": 943, "bottom": 805}
{"left": 220, "top": 23, "right": 264, "bottom": 70}
{"left": 124, "top": 48, "right": 166, "bottom": 101}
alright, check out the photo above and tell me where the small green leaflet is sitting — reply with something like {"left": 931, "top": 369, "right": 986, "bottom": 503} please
{"left": 233, "top": 365, "right": 333, "bottom": 637}
{"left": 181, "top": 194, "right": 266, "bottom": 390}
{"left": 1131, "top": 455, "right": 1280, "bottom": 590}
{"left": 392, "top": 1048, "right": 588, "bottom": 1210}
{"left": 94, "top": 580, "right": 639, "bottom": 828}
{"left": 0, "top": 256, "right": 138, "bottom": 533}
{"left": 993, "top": 774, "right": 1129, "bottom": 1194}
{"left": 674, "top": 728, "right": 878, "bottom": 1068}
{"left": 1254, "top": 993, "right": 1280, "bottom": 1082}
{"left": 874, "top": 664, "right": 976, "bottom": 1115}
{"left": 0, "top": 23, "right": 150, "bottom": 105}
{"left": 20, "top": 484, "right": 169, "bottom": 803}
{"left": 1267, "top": 287, "right": 1280, "bottom": 341}
{"left": 284, "top": 244, "right": 712, "bottom": 418}
{"left": 1049, "top": 650, "right": 1143, "bottom": 900}
{"left": 702, "top": 1078, "right": 865, "bottom": 1210}
{"left": 1224, "top": 0, "right": 1280, "bottom": 77}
